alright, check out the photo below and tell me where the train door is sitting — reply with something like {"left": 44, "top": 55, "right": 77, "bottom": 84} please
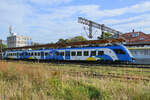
{"left": 65, "top": 51, "right": 70, "bottom": 60}
{"left": 41, "top": 51, "right": 44, "bottom": 60}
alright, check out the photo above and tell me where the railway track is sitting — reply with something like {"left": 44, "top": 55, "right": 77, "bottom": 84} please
{"left": 48, "top": 69, "right": 150, "bottom": 82}
{"left": 1, "top": 59, "right": 150, "bottom": 69}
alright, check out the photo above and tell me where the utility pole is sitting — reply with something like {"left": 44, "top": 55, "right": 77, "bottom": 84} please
{"left": 0, "top": 40, "right": 2, "bottom": 59}
{"left": 78, "top": 17, "right": 122, "bottom": 39}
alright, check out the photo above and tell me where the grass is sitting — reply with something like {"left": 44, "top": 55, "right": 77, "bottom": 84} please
{"left": 0, "top": 60, "right": 150, "bottom": 100}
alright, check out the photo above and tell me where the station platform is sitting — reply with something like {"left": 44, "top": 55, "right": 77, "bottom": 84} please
{"left": 128, "top": 47, "right": 150, "bottom": 64}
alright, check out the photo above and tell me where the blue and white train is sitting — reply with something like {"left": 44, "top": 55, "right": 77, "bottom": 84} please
{"left": 2, "top": 44, "right": 134, "bottom": 63}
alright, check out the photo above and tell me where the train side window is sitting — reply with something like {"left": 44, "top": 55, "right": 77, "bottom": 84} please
{"left": 77, "top": 51, "right": 82, "bottom": 56}
{"left": 56, "top": 51, "right": 59, "bottom": 56}
{"left": 65, "top": 51, "right": 70, "bottom": 56}
{"left": 84, "top": 51, "right": 89, "bottom": 56}
{"left": 71, "top": 51, "right": 76, "bottom": 56}
{"left": 35, "top": 52, "right": 37, "bottom": 56}
{"left": 31, "top": 52, "right": 34, "bottom": 56}
{"left": 91, "top": 51, "right": 96, "bottom": 56}
{"left": 60, "top": 52, "right": 64, "bottom": 56}
{"left": 49, "top": 52, "right": 51, "bottom": 56}
{"left": 113, "top": 49, "right": 125, "bottom": 54}
{"left": 45, "top": 52, "right": 48, "bottom": 56}
{"left": 38, "top": 52, "right": 40, "bottom": 56}
{"left": 98, "top": 51, "right": 104, "bottom": 55}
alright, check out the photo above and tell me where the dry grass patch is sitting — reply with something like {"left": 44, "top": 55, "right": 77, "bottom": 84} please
{"left": 0, "top": 61, "right": 150, "bottom": 100}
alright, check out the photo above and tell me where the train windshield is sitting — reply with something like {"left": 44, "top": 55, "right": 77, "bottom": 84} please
{"left": 113, "top": 49, "right": 125, "bottom": 54}
{"left": 121, "top": 45, "right": 133, "bottom": 57}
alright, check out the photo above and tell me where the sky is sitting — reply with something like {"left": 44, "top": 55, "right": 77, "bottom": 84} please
{"left": 0, "top": 0, "right": 150, "bottom": 43}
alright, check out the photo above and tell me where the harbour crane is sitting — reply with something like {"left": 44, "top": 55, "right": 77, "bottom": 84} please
{"left": 78, "top": 17, "right": 122, "bottom": 39}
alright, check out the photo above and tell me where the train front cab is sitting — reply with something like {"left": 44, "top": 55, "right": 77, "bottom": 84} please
{"left": 112, "top": 46, "right": 134, "bottom": 63}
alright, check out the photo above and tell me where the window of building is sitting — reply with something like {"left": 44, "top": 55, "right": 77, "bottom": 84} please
{"left": 98, "top": 51, "right": 104, "bottom": 55}
{"left": 132, "top": 33, "right": 139, "bottom": 37}
{"left": 71, "top": 51, "right": 76, "bottom": 56}
{"left": 139, "top": 37, "right": 145, "bottom": 40}
{"left": 84, "top": 51, "right": 89, "bottom": 56}
{"left": 113, "top": 49, "right": 125, "bottom": 54}
{"left": 91, "top": 51, "right": 96, "bottom": 56}
{"left": 77, "top": 51, "right": 82, "bottom": 56}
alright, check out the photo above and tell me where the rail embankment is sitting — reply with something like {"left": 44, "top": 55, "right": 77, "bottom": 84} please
{"left": 0, "top": 61, "right": 150, "bottom": 100}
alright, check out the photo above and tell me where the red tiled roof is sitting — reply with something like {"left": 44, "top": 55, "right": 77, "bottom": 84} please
{"left": 121, "top": 32, "right": 150, "bottom": 43}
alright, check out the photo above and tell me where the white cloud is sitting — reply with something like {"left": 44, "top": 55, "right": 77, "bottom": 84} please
{"left": 80, "top": 1, "right": 150, "bottom": 18}
{"left": 113, "top": 16, "right": 150, "bottom": 33}
{"left": 0, "top": 0, "right": 33, "bottom": 38}
{"left": 30, "top": 0, "right": 72, "bottom": 5}
{"left": 1, "top": 0, "right": 150, "bottom": 43}
{"left": 37, "top": 1, "right": 150, "bottom": 20}
{"left": 101, "top": 14, "right": 150, "bottom": 25}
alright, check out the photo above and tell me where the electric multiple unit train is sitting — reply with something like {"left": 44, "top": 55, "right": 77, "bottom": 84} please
{"left": 2, "top": 44, "right": 134, "bottom": 63}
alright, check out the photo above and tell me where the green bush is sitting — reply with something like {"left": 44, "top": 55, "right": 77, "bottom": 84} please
{"left": 46, "top": 77, "right": 102, "bottom": 100}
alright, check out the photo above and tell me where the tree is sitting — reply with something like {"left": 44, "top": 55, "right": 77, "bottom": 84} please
{"left": 70, "top": 36, "right": 87, "bottom": 42}
{"left": 0, "top": 44, "right": 7, "bottom": 49}
{"left": 97, "top": 32, "right": 112, "bottom": 40}
{"left": 57, "top": 36, "right": 87, "bottom": 43}
{"left": 57, "top": 38, "right": 66, "bottom": 43}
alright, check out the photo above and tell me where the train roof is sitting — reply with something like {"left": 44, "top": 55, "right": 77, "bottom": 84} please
{"left": 4, "top": 38, "right": 125, "bottom": 51}
{"left": 5, "top": 45, "right": 125, "bottom": 53}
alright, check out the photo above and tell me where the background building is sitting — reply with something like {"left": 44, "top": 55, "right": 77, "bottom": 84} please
{"left": 7, "top": 33, "right": 32, "bottom": 48}
{"left": 122, "top": 30, "right": 150, "bottom": 64}
{"left": 7, "top": 26, "right": 32, "bottom": 48}
{"left": 121, "top": 29, "right": 150, "bottom": 44}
